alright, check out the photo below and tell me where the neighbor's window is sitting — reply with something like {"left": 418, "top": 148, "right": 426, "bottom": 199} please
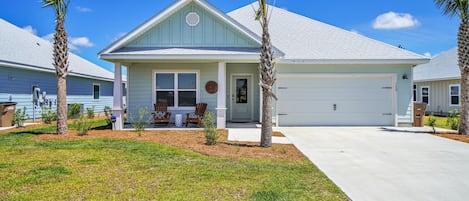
{"left": 155, "top": 72, "right": 197, "bottom": 107}
{"left": 449, "top": 84, "right": 460, "bottom": 106}
{"left": 421, "top": 86, "right": 429, "bottom": 105}
{"left": 413, "top": 85, "right": 417, "bottom": 102}
{"left": 93, "top": 84, "right": 100, "bottom": 100}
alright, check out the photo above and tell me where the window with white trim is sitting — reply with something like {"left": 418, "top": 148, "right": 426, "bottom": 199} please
{"left": 155, "top": 72, "right": 197, "bottom": 108}
{"left": 93, "top": 84, "right": 100, "bottom": 100}
{"left": 449, "top": 84, "right": 460, "bottom": 106}
{"left": 421, "top": 86, "right": 429, "bottom": 105}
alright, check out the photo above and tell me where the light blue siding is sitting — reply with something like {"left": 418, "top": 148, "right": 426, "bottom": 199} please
{"left": 0, "top": 66, "right": 114, "bottom": 121}
{"left": 277, "top": 64, "right": 413, "bottom": 125}
{"left": 127, "top": 63, "right": 218, "bottom": 122}
{"left": 127, "top": 2, "right": 259, "bottom": 48}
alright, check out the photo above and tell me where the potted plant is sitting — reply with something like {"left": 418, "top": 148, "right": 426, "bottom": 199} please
{"left": 12, "top": 106, "right": 29, "bottom": 127}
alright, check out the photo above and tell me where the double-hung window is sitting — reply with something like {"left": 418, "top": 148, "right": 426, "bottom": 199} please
{"left": 449, "top": 84, "right": 460, "bottom": 106}
{"left": 421, "top": 86, "right": 430, "bottom": 105}
{"left": 155, "top": 71, "right": 198, "bottom": 108}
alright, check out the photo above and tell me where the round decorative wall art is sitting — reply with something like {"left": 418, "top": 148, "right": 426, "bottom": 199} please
{"left": 205, "top": 81, "right": 218, "bottom": 94}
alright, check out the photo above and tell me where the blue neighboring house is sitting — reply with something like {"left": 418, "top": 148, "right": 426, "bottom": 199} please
{"left": 0, "top": 18, "right": 120, "bottom": 122}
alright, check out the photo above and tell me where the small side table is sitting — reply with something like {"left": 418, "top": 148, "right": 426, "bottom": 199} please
{"left": 175, "top": 114, "right": 183, "bottom": 127}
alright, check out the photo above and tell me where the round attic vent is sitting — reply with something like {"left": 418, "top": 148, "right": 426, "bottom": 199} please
{"left": 186, "top": 12, "right": 200, "bottom": 27}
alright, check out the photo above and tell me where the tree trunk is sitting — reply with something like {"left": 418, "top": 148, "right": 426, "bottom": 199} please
{"left": 54, "top": 15, "right": 69, "bottom": 134}
{"left": 458, "top": 20, "right": 469, "bottom": 135}
{"left": 260, "top": 89, "right": 273, "bottom": 147}
{"left": 56, "top": 76, "right": 67, "bottom": 134}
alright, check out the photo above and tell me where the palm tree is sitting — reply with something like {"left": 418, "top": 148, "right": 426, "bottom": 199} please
{"left": 256, "top": 0, "right": 277, "bottom": 147}
{"left": 43, "top": 0, "right": 70, "bottom": 134}
{"left": 434, "top": 0, "right": 469, "bottom": 135}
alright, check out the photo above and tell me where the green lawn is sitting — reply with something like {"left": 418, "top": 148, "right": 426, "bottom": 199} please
{"left": 0, "top": 123, "right": 347, "bottom": 200}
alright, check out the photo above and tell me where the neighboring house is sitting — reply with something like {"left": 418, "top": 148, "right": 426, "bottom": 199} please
{"left": 0, "top": 18, "right": 120, "bottom": 121}
{"left": 99, "top": 0, "right": 428, "bottom": 129}
{"left": 413, "top": 47, "right": 460, "bottom": 116}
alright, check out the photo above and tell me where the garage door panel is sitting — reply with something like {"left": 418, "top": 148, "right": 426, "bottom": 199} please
{"left": 277, "top": 75, "right": 394, "bottom": 126}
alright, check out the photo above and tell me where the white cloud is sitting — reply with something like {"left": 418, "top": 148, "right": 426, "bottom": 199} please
{"left": 76, "top": 6, "right": 92, "bottom": 12}
{"left": 42, "top": 33, "right": 94, "bottom": 52}
{"left": 372, "top": 12, "right": 420, "bottom": 30}
{"left": 23, "top": 25, "right": 38, "bottom": 35}
{"left": 423, "top": 52, "right": 432, "bottom": 58}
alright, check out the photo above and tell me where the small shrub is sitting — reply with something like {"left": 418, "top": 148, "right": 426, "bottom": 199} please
{"left": 202, "top": 112, "right": 219, "bottom": 145}
{"left": 68, "top": 103, "right": 81, "bottom": 119}
{"left": 74, "top": 115, "right": 92, "bottom": 136}
{"left": 129, "top": 107, "right": 150, "bottom": 136}
{"left": 446, "top": 109, "right": 459, "bottom": 130}
{"left": 86, "top": 107, "right": 95, "bottom": 119}
{"left": 12, "top": 106, "right": 29, "bottom": 127}
{"left": 41, "top": 107, "right": 57, "bottom": 124}
{"left": 428, "top": 113, "right": 437, "bottom": 134}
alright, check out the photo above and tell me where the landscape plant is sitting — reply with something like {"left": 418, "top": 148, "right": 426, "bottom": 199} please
{"left": 86, "top": 107, "right": 94, "bottom": 119}
{"left": 12, "top": 106, "right": 29, "bottom": 127}
{"left": 73, "top": 115, "right": 92, "bottom": 136}
{"left": 202, "top": 111, "right": 219, "bottom": 145}
{"left": 41, "top": 107, "right": 57, "bottom": 124}
{"left": 428, "top": 113, "right": 438, "bottom": 133}
{"left": 129, "top": 107, "right": 150, "bottom": 136}
{"left": 67, "top": 103, "right": 81, "bottom": 119}
{"left": 447, "top": 109, "right": 460, "bottom": 130}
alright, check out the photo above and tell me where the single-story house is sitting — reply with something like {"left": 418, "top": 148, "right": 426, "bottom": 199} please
{"left": 413, "top": 47, "right": 460, "bottom": 115}
{"left": 99, "top": 0, "right": 429, "bottom": 129}
{"left": 0, "top": 18, "right": 125, "bottom": 122}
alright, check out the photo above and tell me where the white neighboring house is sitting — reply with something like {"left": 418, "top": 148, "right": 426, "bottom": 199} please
{"left": 413, "top": 47, "right": 460, "bottom": 116}
{"left": 0, "top": 18, "right": 126, "bottom": 122}
{"left": 99, "top": 0, "right": 429, "bottom": 129}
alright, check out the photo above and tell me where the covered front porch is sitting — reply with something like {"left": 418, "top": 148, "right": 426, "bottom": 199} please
{"left": 109, "top": 60, "right": 261, "bottom": 130}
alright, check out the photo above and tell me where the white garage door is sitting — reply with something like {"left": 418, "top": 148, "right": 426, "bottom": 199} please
{"left": 277, "top": 74, "right": 395, "bottom": 126}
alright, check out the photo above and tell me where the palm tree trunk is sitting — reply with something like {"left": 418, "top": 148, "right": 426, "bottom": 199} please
{"left": 54, "top": 15, "right": 69, "bottom": 134}
{"left": 57, "top": 76, "right": 67, "bottom": 134}
{"left": 259, "top": 13, "right": 276, "bottom": 148}
{"left": 458, "top": 20, "right": 469, "bottom": 135}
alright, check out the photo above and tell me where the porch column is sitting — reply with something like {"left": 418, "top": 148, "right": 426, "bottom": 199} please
{"left": 112, "top": 62, "right": 123, "bottom": 130}
{"left": 216, "top": 62, "right": 227, "bottom": 129}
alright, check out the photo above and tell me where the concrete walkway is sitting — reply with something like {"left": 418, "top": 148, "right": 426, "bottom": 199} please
{"left": 227, "top": 128, "right": 292, "bottom": 144}
{"left": 277, "top": 127, "right": 469, "bottom": 201}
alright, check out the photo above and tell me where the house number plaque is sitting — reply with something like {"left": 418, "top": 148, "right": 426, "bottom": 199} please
{"left": 205, "top": 81, "right": 218, "bottom": 94}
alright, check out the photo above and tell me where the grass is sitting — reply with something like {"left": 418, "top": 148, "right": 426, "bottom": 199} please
{"left": 424, "top": 116, "right": 454, "bottom": 130}
{"left": 0, "top": 121, "right": 347, "bottom": 200}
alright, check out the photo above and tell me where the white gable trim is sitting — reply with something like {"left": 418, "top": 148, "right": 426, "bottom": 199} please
{"left": 99, "top": 0, "right": 274, "bottom": 56}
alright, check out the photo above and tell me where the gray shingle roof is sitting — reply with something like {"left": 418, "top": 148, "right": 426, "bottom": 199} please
{"left": 0, "top": 18, "right": 114, "bottom": 81}
{"left": 413, "top": 47, "right": 460, "bottom": 82}
{"left": 228, "top": 3, "right": 428, "bottom": 64}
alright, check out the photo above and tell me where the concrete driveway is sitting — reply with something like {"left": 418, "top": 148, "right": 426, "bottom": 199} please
{"left": 277, "top": 127, "right": 469, "bottom": 201}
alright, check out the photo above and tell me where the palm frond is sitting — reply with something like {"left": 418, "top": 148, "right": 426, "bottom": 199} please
{"left": 42, "top": 0, "right": 69, "bottom": 17}
{"left": 434, "top": 0, "right": 469, "bottom": 20}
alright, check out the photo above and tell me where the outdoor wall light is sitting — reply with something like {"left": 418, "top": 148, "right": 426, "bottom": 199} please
{"left": 402, "top": 73, "right": 408, "bottom": 80}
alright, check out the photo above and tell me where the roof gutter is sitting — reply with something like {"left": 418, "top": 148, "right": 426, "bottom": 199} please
{"left": 279, "top": 58, "right": 430, "bottom": 65}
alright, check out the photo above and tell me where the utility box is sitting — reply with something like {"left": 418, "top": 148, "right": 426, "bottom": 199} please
{"left": 0, "top": 102, "right": 17, "bottom": 127}
{"left": 413, "top": 103, "right": 427, "bottom": 127}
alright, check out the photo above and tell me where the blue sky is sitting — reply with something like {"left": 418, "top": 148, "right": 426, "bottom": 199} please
{"left": 0, "top": 0, "right": 460, "bottom": 72}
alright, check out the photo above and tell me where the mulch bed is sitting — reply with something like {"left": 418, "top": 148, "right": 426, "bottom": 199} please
{"left": 27, "top": 128, "right": 305, "bottom": 160}
{"left": 434, "top": 133, "right": 469, "bottom": 144}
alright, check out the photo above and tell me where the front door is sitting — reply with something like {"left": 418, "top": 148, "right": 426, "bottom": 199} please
{"left": 231, "top": 75, "right": 252, "bottom": 122}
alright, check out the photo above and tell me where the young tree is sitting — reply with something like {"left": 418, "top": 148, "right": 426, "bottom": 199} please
{"left": 256, "top": 0, "right": 277, "bottom": 147}
{"left": 43, "top": 0, "right": 70, "bottom": 134}
{"left": 434, "top": 0, "right": 469, "bottom": 134}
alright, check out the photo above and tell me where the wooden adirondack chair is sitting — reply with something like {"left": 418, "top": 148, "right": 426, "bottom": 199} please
{"left": 185, "top": 103, "right": 207, "bottom": 127}
{"left": 152, "top": 103, "right": 171, "bottom": 125}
